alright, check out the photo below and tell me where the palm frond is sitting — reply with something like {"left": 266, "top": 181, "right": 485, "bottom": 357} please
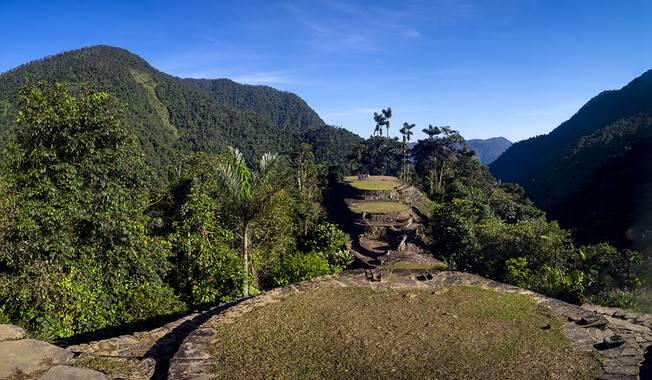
{"left": 216, "top": 147, "right": 253, "bottom": 200}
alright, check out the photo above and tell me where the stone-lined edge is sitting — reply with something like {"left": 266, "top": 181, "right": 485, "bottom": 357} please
{"left": 168, "top": 270, "right": 652, "bottom": 380}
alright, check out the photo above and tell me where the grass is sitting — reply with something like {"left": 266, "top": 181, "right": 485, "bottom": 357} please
{"left": 129, "top": 68, "right": 177, "bottom": 135}
{"left": 349, "top": 200, "right": 409, "bottom": 214}
{"left": 71, "top": 355, "right": 137, "bottom": 378}
{"left": 389, "top": 261, "right": 449, "bottom": 271}
{"left": 343, "top": 175, "right": 401, "bottom": 191}
{"left": 209, "top": 286, "right": 600, "bottom": 379}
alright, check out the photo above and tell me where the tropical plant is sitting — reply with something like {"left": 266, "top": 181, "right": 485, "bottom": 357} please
{"left": 373, "top": 112, "right": 385, "bottom": 136}
{"left": 400, "top": 122, "right": 416, "bottom": 181}
{"left": 382, "top": 107, "right": 392, "bottom": 137}
{"left": 215, "top": 147, "right": 283, "bottom": 296}
{"left": 423, "top": 124, "right": 441, "bottom": 139}
{"left": 0, "top": 82, "right": 183, "bottom": 338}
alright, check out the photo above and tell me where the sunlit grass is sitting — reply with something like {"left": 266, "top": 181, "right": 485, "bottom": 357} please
{"left": 343, "top": 175, "right": 401, "bottom": 191}
{"left": 389, "top": 261, "right": 449, "bottom": 271}
{"left": 209, "top": 286, "right": 600, "bottom": 379}
{"left": 349, "top": 200, "right": 409, "bottom": 214}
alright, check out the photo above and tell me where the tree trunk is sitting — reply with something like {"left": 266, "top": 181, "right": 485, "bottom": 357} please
{"left": 242, "top": 223, "right": 249, "bottom": 297}
{"left": 438, "top": 161, "right": 446, "bottom": 191}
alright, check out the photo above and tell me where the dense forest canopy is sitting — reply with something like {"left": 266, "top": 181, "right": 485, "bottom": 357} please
{"left": 0, "top": 82, "right": 353, "bottom": 338}
{"left": 0, "top": 46, "right": 361, "bottom": 186}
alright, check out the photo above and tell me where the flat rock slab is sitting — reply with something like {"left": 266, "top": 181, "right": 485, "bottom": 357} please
{"left": 38, "top": 365, "right": 107, "bottom": 380}
{"left": 0, "top": 339, "right": 73, "bottom": 378}
{"left": 0, "top": 324, "right": 25, "bottom": 342}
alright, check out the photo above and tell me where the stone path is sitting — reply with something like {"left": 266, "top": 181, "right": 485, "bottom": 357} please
{"left": 168, "top": 270, "right": 652, "bottom": 379}
{"left": 63, "top": 303, "right": 248, "bottom": 379}
{"left": 0, "top": 304, "right": 244, "bottom": 379}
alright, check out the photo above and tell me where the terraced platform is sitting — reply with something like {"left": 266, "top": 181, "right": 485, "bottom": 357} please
{"left": 340, "top": 176, "right": 441, "bottom": 269}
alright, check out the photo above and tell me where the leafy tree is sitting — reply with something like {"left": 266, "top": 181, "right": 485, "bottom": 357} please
{"left": 423, "top": 124, "right": 441, "bottom": 139}
{"left": 215, "top": 147, "right": 283, "bottom": 296}
{"left": 289, "top": 143, "right": 325, "bottom": 236}
{"left": 167, "top": 154, "right": 244, "bottom": 307}
{"left": 0, "top": 82, "right": 182, "bottom": 338}
{"left": 354, "top": 136, "right": 403, "bottom": 176}
{"left": 412, "top": 126, "right": 474, "bottom": 197}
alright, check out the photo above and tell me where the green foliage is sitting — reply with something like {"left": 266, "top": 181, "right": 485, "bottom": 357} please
{"left": 302, "top": 222, "right": 353, "bottom": 271}
{"left": 167, "top": 156, "right": 245, "bottom": 306}
{"left": 272, "top": 251, "right": 332, "bottom": 287}
{"left": 0, "top": 46, "right": 361, "bottom": 187}
{"left": 490, "top": 68, "right": 652, "bottom": 251}
{"left": 412, "top": 125, "right": 648, "bottom": 304}
{"left": 0, "top": 82, "right": 183, "bottom": 339}
{"left": 350, "top": 136, "right": 403, "bottom": 176}
{"left": 184, "top": 78, "right": 325, "bottom": 131}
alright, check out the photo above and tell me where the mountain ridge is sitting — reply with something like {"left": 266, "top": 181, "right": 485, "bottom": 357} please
{"left": 0, "top": 45, "right": 361, "bottom": 183}
{"left": 490, "top": 69, "right": 652, "bottom": 249}
{"left": 467, "top": 136, "right": 512, "bottom": 164}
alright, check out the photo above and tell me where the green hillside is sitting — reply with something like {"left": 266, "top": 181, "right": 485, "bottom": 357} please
{"left": 490, "top": 70, "right": 652, "bottom": 249}
{"left": 184, "top": 78, "right": 325, "bottom": 131}
{"left": 0, "top": 46, "right": 361, "bottom": 185}
{"left": 467, "top": 136, "right": 512, "bottom": 164}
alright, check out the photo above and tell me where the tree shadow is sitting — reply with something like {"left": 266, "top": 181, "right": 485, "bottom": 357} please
{"left": 641, "top": 344, "right": 652, "bottom": 379}
{"left": 54, "top": 310, "right": 191, "bottom": 347}
{"left": 145, "top": 298, "right": 248, "bottom": 379}
{"left": 53, "top": 298, "right": 248, "bottom": 379}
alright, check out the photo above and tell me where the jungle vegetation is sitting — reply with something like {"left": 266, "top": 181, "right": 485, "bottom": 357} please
{"left": 0, "top": 46, "right": 650, "bottom": 340}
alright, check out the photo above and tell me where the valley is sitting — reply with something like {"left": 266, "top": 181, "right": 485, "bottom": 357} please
{"left": 1, "top": 41, "right": 652, "bottom": 379}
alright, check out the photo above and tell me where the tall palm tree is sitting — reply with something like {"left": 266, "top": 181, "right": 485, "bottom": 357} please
{"left": 215, "top": 147, "right": 281, "bottom": 296}
{"left": 373, "top": 112, "right": 385, "bottom": 136}
{"left": 382, "top": 107, "right": 392, "bottom": 137}
{"left": 423, "top": 124, "right": 441, "bottom": 139}
{"left": 400, "top": 122, "right": 416, "bottom": 181}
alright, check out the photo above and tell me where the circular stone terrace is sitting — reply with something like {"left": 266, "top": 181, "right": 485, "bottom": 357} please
{"left": 169, "top": 270, "right": 652, "bottom": 379}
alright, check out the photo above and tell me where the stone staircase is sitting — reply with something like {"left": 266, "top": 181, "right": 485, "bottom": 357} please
{"left": 340, "top": 176, "right": 441, "bottom": 269}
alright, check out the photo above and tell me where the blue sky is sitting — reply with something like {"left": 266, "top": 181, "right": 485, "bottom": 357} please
{"left": 1, "top": 1, "right": 651, "bottom": 141}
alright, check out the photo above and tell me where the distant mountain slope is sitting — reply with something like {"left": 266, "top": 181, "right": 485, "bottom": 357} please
{"left": 490, "top": 70, "right": 652, "bottom": 249}
{"left": 467, "top": 137, "right": 512, "bottom": 164}
{"left": 184, "top": 78, "right": 324, "bottom": 131}
{"left": 0, "top": 46, "right": 361, "bottom": 184}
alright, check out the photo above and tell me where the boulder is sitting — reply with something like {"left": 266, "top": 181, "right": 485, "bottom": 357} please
{"left": 39, "top": 365, "right": 107, "bottom": 380}
{"left": 0, "top": 324, "right": 25, "bottom": 342}
{"left": 0, "top": 339, "right": 73, "bottom": 378}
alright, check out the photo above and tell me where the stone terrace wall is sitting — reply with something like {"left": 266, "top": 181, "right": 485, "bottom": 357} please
{"left": 168, "top": 270, "right": 652, "bottom": 380}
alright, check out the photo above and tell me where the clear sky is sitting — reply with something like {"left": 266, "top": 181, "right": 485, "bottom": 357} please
{"left": 1, "top": 1, "right": 651, "bottom": 142}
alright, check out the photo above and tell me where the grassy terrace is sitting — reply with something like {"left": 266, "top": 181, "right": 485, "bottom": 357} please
{"left": 209, "top": 286, "right": 599, "bottom": 379}
{"left": 343, "top": 175, "right": 401, "bottom": 191}
{"left": 348, "top": 200, "right": 410, "bottom": 214}
{"left": 388, "top": 261, "right": 449, "bottom": 271}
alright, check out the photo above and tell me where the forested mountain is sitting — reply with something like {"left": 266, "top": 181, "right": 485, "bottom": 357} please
{"left": 490, "top": 70, "right": 652, "bottom": 250}
{"left": 467, "top": 137, "right": 512, "bottom": 164}
{"left": 0, "top": 46, "right": 361, "bottom": 184}
{"left": 184, "top": 78, "right": 325, "bottom": 131}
